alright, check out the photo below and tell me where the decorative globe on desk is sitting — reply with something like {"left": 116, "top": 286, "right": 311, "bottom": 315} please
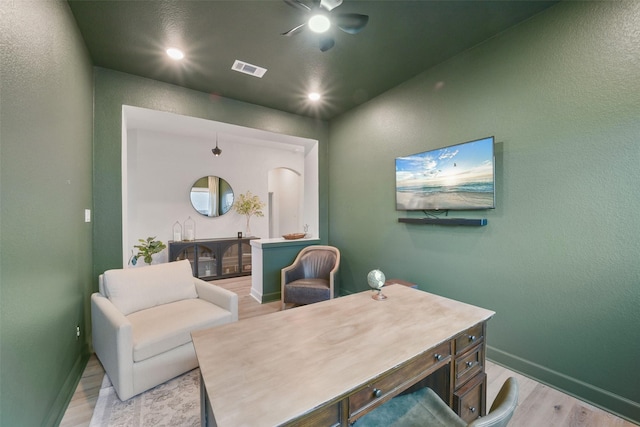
{"left": 367, "top": 269, "right": 387, "bottom": 301}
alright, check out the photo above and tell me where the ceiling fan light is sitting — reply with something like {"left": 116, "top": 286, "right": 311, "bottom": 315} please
{"left": 166, "top": 47, "right": 184, "bottom": 60}
{"left": 308, "top": 15, "right": 331, "bottom": 33}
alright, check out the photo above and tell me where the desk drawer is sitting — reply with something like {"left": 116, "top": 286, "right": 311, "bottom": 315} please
{"left": 349, "top": 342, "right": 450, "bottom": 417}
{"left": 455, "top": 344, "right": 483, "bottom": 388}
{"left": 455, "top": 323, "right": 484, "bottom": 356}
{"left": 454, "top": 373, "right": 486, "bottom": 423}
{"left": 287, "top": 401, "right": 341, "bottom": 427}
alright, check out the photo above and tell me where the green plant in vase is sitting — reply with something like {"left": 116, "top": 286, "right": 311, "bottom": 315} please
{"left": 233, "top": 191, "right": 265, "bottom": 237}
{"left": 129, "top": 236, "right": 167, "bottom": 265}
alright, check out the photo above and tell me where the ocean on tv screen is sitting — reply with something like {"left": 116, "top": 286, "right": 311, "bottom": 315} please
{"left": 395, "top": 136, "right": 495, "bottom": 211}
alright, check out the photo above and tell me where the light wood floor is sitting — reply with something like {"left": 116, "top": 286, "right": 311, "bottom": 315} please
{"left": 60, "top": 277, "right": 636, "bottom": 427}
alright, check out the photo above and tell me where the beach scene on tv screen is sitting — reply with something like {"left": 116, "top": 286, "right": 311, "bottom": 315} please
{"left": 396, "top": 137, "right": 495, "bottom": 210}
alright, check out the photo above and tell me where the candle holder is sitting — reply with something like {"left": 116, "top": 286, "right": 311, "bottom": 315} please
{"left": 172, "top": 221, "right": 182, "bottom": 241}
{"left": 184, "top": 216, "right": 196, "bottom": 241}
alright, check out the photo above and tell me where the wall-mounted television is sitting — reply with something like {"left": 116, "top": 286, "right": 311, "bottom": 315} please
{"left": 395, "top": 136, "right": 495, "bottom": 211}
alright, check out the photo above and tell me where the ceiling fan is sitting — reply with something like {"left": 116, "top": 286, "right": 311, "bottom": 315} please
{"left": 281, "top": 0, "right": 369, "bottom": 52}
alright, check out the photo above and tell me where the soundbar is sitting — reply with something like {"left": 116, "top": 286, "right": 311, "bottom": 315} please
{"left": 398, "top": 217, "right": 487, "bottom": 226}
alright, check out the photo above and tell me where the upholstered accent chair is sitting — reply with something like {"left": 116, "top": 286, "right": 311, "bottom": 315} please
{"left": 281, "top": 245, "right": 340, "bottom": 310}
{"left": 356, "top": 377, "right": 519, "bottom": 427}
{"left": 91, "top": 260, "right": 238, "bottom": 400}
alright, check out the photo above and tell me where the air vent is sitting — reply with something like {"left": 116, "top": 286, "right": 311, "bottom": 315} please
{"left": 232, "top": 60, "right": 267, "bottom": 78}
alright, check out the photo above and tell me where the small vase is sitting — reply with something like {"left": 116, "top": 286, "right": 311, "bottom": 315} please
{"left": 131, "top": 253, "right": 155, "bottom": 267}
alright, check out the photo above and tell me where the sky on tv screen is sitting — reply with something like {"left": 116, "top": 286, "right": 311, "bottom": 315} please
{"left": 395, "top": 136, "right": 494, "bottom": 210}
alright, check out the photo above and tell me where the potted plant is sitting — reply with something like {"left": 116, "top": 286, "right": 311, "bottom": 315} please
{"left": 233, "top": 191, "right": 265, "bottom": 237}
{"left": 129, "top": 236, "right": 167, "bottom": 265}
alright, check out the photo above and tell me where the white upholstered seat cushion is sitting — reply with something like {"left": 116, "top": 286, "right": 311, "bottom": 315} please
{"left": 127, "top": 298, "right": 233, "bottom": 362}
{"left": 103, "top": 260, "right": 197, "bottom": 315}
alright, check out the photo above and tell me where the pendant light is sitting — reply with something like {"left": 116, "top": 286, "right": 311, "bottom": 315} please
{"left": 212, "top": 134, "right": 222, "bottom": 157}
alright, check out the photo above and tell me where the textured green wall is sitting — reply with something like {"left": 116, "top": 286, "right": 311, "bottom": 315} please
{"left": 328, "top": 1, "right": 639, "bottom": 423}
{"left": 93, "top": 69, "right": 329, "bottom": 280}
{"left": 0, "top": 1, "right": 94, "bottom": 426}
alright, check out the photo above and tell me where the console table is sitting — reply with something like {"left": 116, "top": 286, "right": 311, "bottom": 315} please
{"left": 192, "top": 285, "right": 495, "bottom": 426}
{"left": 168, "top": 237, "right": 255, "bottom": 280}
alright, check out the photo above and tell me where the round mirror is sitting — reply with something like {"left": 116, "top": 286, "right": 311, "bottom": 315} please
{"left": 189, "top": 176, "right": 234, "bottom": 217}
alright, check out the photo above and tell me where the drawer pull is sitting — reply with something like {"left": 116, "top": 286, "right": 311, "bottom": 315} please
{"left": 373, "top": 388, "right": 382, "bottom": 398}
{"left": 434, "top": 353, "right": 443, "bottom": 361}
{"left": 468, "top": 335, "right": 477, "bottom": 342}
{"left": 466, "top": 361, "right": 474, "bottom": 368}
{"left": 469, "top": 406, "right": 477, "bottom": 413}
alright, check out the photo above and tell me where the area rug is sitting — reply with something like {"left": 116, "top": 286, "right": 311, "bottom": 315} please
{"left": 89, "top": 369, "right": 200, "bottom": 427}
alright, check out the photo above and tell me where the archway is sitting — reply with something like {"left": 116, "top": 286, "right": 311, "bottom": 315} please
{"left": 268, "top": 167, "right": 302, "bottom": 238}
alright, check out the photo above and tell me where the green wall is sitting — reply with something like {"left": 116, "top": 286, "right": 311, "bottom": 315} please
{"left": 0, "top": 1, "right": 94, "bottom": 426}
{"left": 93, "top": 68, "right": 329, "bottom": 280}
{"left": 328, "top": 1, "right": 639, "bottom": 422}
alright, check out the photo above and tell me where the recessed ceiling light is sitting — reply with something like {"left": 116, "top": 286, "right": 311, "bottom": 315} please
{"left": 166, "top": 48, "right": 184, "bottom": 60}
{"left": 308, "top": 15, "right": 331, "bottom": 33}
{"left": 308, "top": 92, "right": 321, "bottom": 101}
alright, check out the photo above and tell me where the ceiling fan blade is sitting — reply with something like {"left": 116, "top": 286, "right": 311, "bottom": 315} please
{"left": 281, "top": 22, "right": 307, "bottom": 36}
{"left": 319, "top": 36, "right": 335, "bottom": 52}
{"left": 320, "top": 0, "right": 343, "bottom": 11}
{"left": 283, "top": 0, "right": 311, "bottom": 12}
{"left": 335, "top": 13, "right": 369, "bottom": 34}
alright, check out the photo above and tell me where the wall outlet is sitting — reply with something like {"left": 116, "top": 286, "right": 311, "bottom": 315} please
{"left": 84, "top": 209, "right": 91, "bottom": 223}
{"left": 76, "top": 325, "right": 80, "bottom": 339}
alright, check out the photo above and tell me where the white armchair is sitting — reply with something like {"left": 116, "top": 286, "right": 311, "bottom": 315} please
{"left": 91, "top": 260, "right": 238, "bottom": 401}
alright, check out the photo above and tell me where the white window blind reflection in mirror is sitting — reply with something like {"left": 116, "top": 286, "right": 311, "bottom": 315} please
{"left": 190, "top": 176, "right": 234, "bottom": 217}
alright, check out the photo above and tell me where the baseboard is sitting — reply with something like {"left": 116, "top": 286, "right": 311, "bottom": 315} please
{"left": 339, "top": 288, "right": 360, "bottom": 297}
{"left": 251, "top": 286, "right": 282, "bottom": 303}
{"left": 43, "top": 351, "right": 90, "bottom": 427}
{"left": 249, "top": 287, "right": 263, "bottom": 304}
{"left": 487, "top": 346, "right": 640, "bottom": 424}
{"left": 261, "top": 291, "right": 281, "bottom": 303}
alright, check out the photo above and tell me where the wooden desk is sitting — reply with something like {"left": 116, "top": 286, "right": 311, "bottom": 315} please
{"left": 192, "top": 285, "right": 495, "bottom": 427}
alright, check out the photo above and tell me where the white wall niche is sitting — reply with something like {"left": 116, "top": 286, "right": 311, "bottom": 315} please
{"left": 121, "top": 106, "right": 319, "bottom": 267}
